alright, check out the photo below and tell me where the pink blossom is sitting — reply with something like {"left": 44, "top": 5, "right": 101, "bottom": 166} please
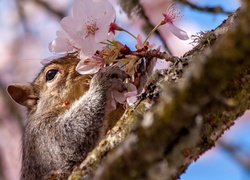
{"left": 76, "top": 54, "right": 105, "bottom": 74}
{"left": 162, "top": 5, "right": 189, "bottom": 40}
{"left": 166, "top": 23, "right": 189, "bottom": 40}
{"left": 111, "top": 90, "right": 125, "bottom": 110}
{"left": 49, "top": 30, "right": 74, "bottom": 53}
{"left": 124, "top": 83, "right": 138, "bottom": 106}
{"left": 135, "top": 34, "right": 156, "bottom": 50}
{"left": 135, "top": 34, "right": 143, "bottom": 50}
{"left": 110, "top": 83, "right": 138, "bottom": 109}
{"left": 61, "top": 0, "right": 116, "bottom": 56}
{"left": 109, "top": 19, "right": 118, "bottom": 35}
{"left": 110, "top": 90, "right": 124, "bottom": 110}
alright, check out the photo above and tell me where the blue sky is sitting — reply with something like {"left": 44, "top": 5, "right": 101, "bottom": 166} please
{"left": 181, "top": 111, "right": 250, "bottom": 180}
{"left": 181, "top": 0, "right": 241, "bottom": 30}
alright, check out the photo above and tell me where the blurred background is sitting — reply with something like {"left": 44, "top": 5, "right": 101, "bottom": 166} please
{"left": 0, "top": 0, "right": 249, "bottom": 179}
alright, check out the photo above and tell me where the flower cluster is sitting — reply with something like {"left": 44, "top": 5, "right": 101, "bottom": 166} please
{"left": 49, "top": 0, "right": 189, "bottom": 109}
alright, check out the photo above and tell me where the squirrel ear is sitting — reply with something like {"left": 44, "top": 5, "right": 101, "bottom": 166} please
{"left": 7, "top": 84, "right": 38, "bottom": 107}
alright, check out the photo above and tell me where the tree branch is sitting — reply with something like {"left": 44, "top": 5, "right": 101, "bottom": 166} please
{"left": 219, "top": 141, "right": 250, "bottom": 172}
{"left": 176, "top": 0, "right": 233, "bottom": 15}
{"left": 35, "top": 0, "right": 66, "bottom": 19}
{"left": 21, "top": 0, "right": 66, "bottom": 19}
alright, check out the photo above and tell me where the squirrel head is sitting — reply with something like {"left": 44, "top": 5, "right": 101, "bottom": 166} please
{"left": 7, "top": 54, "right": 91, "bottom": 117}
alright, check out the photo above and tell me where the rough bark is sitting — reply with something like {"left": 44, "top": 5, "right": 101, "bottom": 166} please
{"left": 69, "top": 1, "right": 250, "bottom": 179}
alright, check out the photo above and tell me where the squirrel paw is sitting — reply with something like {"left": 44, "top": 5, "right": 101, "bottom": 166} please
{"left": 91, "top": 65, "right": 130, "bottom": 92}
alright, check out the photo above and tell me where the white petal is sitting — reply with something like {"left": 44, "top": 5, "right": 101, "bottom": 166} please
{"left": 125, "top": 91, "right": 137, "bottom": 97}
{"left": 125, "top": 90, "right": 138, "bottom": 106}
{"left": 51, "top": 30, "right": 74, "bottom": 52}
{"left": 95, "top": 27, "right": 109, "bottom": 42}
{"left": 82, "top": 36, "right": 104, "bottom": 56}
{"left": 95, "top": 2, "right": 115, "bottom": 42}
{"left": 78, "top": 52, "right": 104, "bottom": 74}
{"left": 110, "top": 91, "right": 117, "bottom": 110}
{"left": 113, "top": 90, "right": 126, "bottom": 103}
{"left": 107, "top": 32, "right": 115, "bottom": 41}
{"left": 167, "top": 23, "right": 189, "bottom": 40}
{"left": 126, "top": 96, "right": 137, "bottom": 106}
{"left": 124, "top": 83, "right": 138, "bottom": 106}
{"left": 127, "top": 83, "right": 137, "bottom": 94}
{"left": 136, "top": 34, "right": 143, "bottom": 47}
{"left": 49, "top": 36, "right": 73, "bottom": 53}
{"left": 73, "top": 0, "right": 115, "bottom": 21}
{"left": 76, "top": 58, "right": 100, "bottom": 74}
{"left": 93, "top": 0, "right": 115, "bottom": 19}
{"left": 79, "top": 52, "right": 89, "bottom": 61}
{"left": 73, "top": 0, "right": 94, "bottom": 19}
{"left": 61, "top": 16, "right": 87, "bottom": 41}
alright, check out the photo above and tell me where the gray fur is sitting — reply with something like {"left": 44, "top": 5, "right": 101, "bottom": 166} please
{"left": 7, "top": 57, "right": 128, "bottom": 180}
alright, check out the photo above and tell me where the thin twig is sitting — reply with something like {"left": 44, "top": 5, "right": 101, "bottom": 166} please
{"left": 219, "top": 141, "right": 250, "bottom": 171}
{"left": 176, "top": 0, "right": 232, "bottom": 15}
{"left": 35, "top": 0, "right": 66, "bottom": 19}
{"left": 131, "top": 50, "right": 174, "bottom": 61}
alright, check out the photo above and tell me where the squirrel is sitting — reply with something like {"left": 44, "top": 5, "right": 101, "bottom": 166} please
{"left": 7, "top": 54, "right": 129, "bottom": 179}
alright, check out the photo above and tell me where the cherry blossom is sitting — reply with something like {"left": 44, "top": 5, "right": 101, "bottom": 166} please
{"left": 49, "top": 0, "right": 116, "bottom": 57}
{"left": 111, "top": 90, "right": 126, "bottom": 110}
{"left": 124, "top": 83, "right": 138, "bottom": 106}
{"left": 110, "top": 83, "right": 138, "bottom": 109}
{"left": 135, "top": 34, "right": 144, "bottom": 50}
{"left": 162, "top": 5, "right": 189, "bottom": 40}
{"left": 61, "top": 0, "right": 116, "bottom": 56}
{"left": 135, "top": 34, "right": 156, "bottom": 51}
{"left": 48, "top": 0, "right": 189, "bottom": 109}
{"left": 76, "top": 54, "right": 105, "bottom": 74}
{"left": 49, "top": 30, "right": 74, "bottom": 53}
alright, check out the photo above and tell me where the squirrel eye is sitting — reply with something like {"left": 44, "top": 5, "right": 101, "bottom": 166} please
{"left": 46, "top": 69, "right": 59, "bottom": 81}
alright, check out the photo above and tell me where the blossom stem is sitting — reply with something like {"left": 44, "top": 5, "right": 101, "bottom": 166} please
{"left": 121, "top": 62, "right": 129, "bottom": 68}
{"left": 116, "top": 26, "right": 137, "bottom": 39}
{"left": 142, "top": 21, "right": 164, "bottom": 46}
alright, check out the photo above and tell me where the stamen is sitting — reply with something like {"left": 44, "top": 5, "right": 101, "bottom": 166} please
{"left": 86, "top": 23, "right": 99, "bottom": 36}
